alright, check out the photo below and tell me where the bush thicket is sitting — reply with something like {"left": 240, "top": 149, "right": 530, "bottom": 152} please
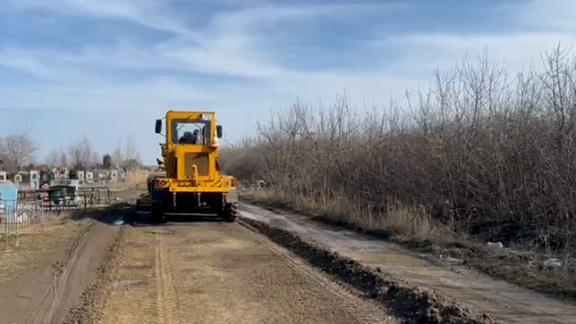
{"left": 223, "top": 47, "right": 576, "bottom": 254}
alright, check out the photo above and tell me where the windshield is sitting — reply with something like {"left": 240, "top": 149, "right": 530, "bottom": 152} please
{"left": 172, "top": 119, "right": 211, "bottom": 145}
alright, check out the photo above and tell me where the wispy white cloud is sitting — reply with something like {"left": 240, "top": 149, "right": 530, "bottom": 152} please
{"left": 381, "top": 32, "right": 576, "bottom": 75}
{"left": 205, "top": 2, "right": 405, "bottom": 32}
{"left": 0, "top": 1, "right": 573, "bottom": 105}
{"left": 518, "top": 0, "right": 576, "bottom": 32}
{"left": 0, "top": 0, "right": 198, "bottom": 37}
{"left": 0, "top": 2, "right": 399, "bottom": 80}
{"left": 1, "top": 0, "right": 575, "bottom": 162}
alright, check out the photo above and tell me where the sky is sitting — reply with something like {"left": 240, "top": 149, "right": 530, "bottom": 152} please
{"left": 0, "top": 0, "right": 575, "bottom": 164}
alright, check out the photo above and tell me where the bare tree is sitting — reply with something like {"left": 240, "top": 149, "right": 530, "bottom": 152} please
{"left": 45, "top": 147, "right": 68, "bottom": 167}
{"left": 68, "top": 136, "right": 98, "bottom": 169}
{"left": 0, "top": 133, "right": 36, "bottom": 172}
{"left": 59, "top": 150, "right": 68, "bottom": 167}
{"left": 112, "top": 137, "right": 141, "bottom": 170}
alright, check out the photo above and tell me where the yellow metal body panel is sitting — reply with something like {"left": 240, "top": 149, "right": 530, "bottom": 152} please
{"left": 157, "top": 110, "right": 235, "bottom": 194}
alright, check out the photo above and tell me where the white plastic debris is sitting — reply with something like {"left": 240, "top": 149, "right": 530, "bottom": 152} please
{"left": 543, "top": 258, "right": 562, "bottom": 268}
{"left": 445, "top": 257, "right": 464, "bottom": 264}
{"left": 487, "top": 242, "right": 504, "bottom": 249}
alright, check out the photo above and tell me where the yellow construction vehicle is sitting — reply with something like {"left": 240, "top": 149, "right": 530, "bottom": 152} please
{"left": 147, "top": 111, "right": 238, "bottom": 222}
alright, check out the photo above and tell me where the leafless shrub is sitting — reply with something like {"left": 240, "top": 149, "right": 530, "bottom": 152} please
{"left": 220, "top": 139, "right": 265, "bottom": 181}
{"left": 225, "top": 46, "right": 576, "bottom": 261}
{"left": 68, "top": 136, "right": 99, "bottom": 169}
{"left": 112, "top": 137, "right": 142, "bottom": 170}
{"left": 385, "top": 203, "right": 437, "bottom": 240}
{"left": 45, "top": 147, "right": 68, "bottom": 167}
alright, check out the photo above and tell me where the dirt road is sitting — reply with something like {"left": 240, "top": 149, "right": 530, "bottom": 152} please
{"left": 5, "top": 195, "right": 575, "bottom": 323}
{"left": 99, "top": 216, "right": 393, "bottom": 324}
{"left": 240, "top": 203, "right": 576, "bottom": 324}
{"left": 0, "top": 208, "right": 126, "bottom": 324}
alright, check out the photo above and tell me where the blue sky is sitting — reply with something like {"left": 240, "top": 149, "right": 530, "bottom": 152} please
{"left": 0, "top": 0, "right": 574, "bottom": 164}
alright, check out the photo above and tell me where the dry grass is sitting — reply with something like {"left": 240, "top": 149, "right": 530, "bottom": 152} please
{"left": 384, "top": 203, "right": 437, "bottom": 240}
{"left": 243, "top": 189, "right": 445, "bottom": 243}
{"left": 0, "top": 217, "right": 91, "bottom": 283}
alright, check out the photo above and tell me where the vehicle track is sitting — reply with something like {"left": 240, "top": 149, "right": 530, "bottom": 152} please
{"left": 26, "top": 229, "right": 84, "bottom": 324}
{"left": 153, "top": 230, "right": 178, "bottom": 324}
{"left": 21, "top": 219, "right": 123, "bottom": 324}
{"left": 98, "top": 217, "right": 394, "bottom": 324}
{"left": 238, "top": 223, "right": 388, "bottom": 324}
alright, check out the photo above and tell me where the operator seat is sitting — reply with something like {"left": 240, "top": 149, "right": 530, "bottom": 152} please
{"left": 180, "top": 131, "right": 194, "bottom": 144}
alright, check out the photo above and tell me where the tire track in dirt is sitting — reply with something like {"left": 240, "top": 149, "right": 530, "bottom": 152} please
{"left": 22, "top": 210, "right": 125, "bottom": 324}
{"left": 154, "top": 231, "right": 178, "bottom": 324}
{"left": 238, "top": 224, "right": 389, "bottom": 324}
{"left": 99, "top": 219, "right": 394, "bottom": 323}
{"left": 64, "top": 225, "right": 127, "bottom": 324}
{"left": 239, "top": 215, "right": 492, "bottom": 323}
{"left": 26, "top": 248, "right": 72, "bottom": 323}
{"left": 25, "top": 222, "right": 95, "bottom": 324}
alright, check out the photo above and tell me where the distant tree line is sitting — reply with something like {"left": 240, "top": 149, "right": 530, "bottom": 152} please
{"left": 0, "top": 134, "right": 142, "bottom": 172}
{"left": 45, "top": 137, "right": 142, "bottom": 171}
{"left": 222, "top": 46, "right": 576, "bottom": 254}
